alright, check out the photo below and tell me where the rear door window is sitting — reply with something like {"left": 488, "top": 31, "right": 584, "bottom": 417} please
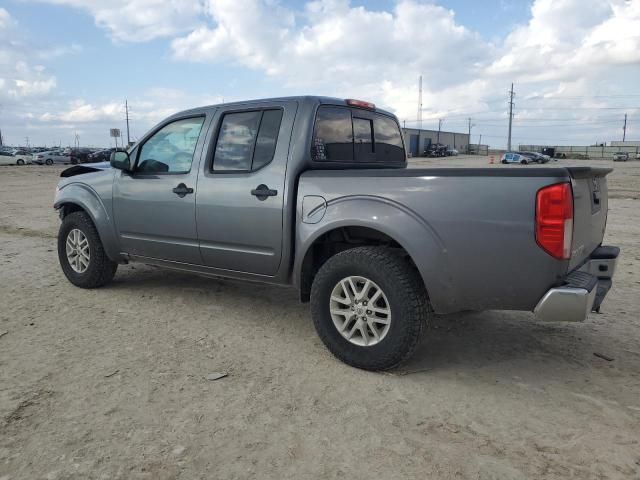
{"left": 252, "top": 109, "right": 283, "bottom": 170}
{"left": 213, "top": 109, "right": 283, "bottom": 172}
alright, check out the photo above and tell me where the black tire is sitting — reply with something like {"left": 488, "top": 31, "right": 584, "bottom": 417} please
{"left": 16, "top": 159, "right": 24, "bottom": 165}
{"left": 310, "top": 246, "right": 429, "bottom": 371}
{"left": 501, "top": 160, "right": 507, "bottom": 164}
{"left": 45, "top": 158, "right": 53, "bottom": 165}
{"left": 58, "top": 211, "right": 117, "bottom": 288}
{"left": 520, "top": 160, "right": 528, "bottom": 165}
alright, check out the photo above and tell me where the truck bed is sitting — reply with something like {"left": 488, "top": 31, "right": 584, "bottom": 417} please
{"left": 297, "top": 166, "right": 610, "bottom": 314}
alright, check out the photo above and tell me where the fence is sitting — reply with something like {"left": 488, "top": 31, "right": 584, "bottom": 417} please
{"left": 468, "top": 144, "right": 489, "bottom": 155}
{"left": 519, "top": 144, "right": 640, "bottom": 159}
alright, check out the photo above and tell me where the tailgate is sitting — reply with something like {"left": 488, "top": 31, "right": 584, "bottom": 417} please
{"left": 567, "top": 167, "right": 611, "bottom": 271}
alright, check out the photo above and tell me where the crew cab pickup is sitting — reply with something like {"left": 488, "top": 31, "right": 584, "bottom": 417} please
{"left": 54, "top": 96, "right": 619, "bottom": 370}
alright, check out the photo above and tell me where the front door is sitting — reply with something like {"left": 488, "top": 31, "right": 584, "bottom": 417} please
{"left": 196, "top": 101, "right": 297, "bottom": 275}
{"left": 113, "top": 114, "right": 210, "bottom": 264}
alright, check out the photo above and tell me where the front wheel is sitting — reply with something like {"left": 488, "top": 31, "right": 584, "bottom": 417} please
{"left": 16, "top": 159, "right": 25, "bottom": 165}
{"left": 310, "top": 246, "right": 429, "bottom": 371}
{"left": 45, "top": 159, "right": 53, "bottom": 165}
{"left": 520, "top": 160, "right": 528, "bottom": 165}
{"left": 58, "top": 211, "right": 117, "bottom": 288}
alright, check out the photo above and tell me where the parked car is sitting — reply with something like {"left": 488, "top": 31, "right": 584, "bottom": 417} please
{"left": 0, "top": 150, "right": 31, "bottom": 165}
{"left": 520, "top": 151, "right": 550, "bottom": 164}
{"left": 87, "top": 148, "right": 127, "bottom": 163}
{"left": 446, "top": 148, "right": 459, "bottom": 156}
{"left": 501, "top": 152, "right": 531, "bottom": 164}
{"left": 68, "top": 147, "right": 93, "bottom": 164}
{"left": 32, "top": 150, "right": 71, "bottom": 165}
{"left": 613, "top": 152, "right": 629, "bottom": 162}
{"left": 53, "top": 96, "right": 619, "bottom": 371}
{"left": 425, "top": 143, "right": 448, "bottom": 157}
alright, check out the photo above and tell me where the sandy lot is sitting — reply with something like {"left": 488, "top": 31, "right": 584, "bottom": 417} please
{"left": 1, "top": 157, "right": 639, "bottom": 479}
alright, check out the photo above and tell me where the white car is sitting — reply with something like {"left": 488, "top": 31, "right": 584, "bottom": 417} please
{"left": 32, "top": 150, "right": 71, "bottom": 165}
{"left": 0, "top": 150, "right": 31, "bottom": 165}
{"left": 501, "top": 152, "right": 531, "bottom": 164}
{"left": 613, "top": 152, "right": 629, "bottom": 162}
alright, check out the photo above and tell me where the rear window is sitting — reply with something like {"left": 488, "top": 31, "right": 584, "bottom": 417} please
{"left": 373, "top": 115, "right": 404, "bottom": 163}
{"left": 312, "top": 107, "right": 353, "bottom": 162}
{"left": 312, "top": 106, "right": 404, "bottom": 164}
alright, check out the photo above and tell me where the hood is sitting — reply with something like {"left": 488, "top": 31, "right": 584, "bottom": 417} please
{"left": 60, "top": 162, "right": 111, "bottom": 178}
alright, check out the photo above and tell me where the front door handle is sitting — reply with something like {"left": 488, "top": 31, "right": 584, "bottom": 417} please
{"left": 172, "top": 183, "right": 194, "bottom": 198}
{"left": 251, "top": 184, "right": 278, "bottom": 201}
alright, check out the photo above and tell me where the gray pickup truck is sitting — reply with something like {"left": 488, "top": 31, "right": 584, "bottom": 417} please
{"left": 54, "top": 96, "right": 619, "bottom": 370}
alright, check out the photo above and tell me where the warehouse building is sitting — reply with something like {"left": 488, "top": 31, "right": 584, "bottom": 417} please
{"left": 401, "top": 127, "right": 470, "bottom": 156}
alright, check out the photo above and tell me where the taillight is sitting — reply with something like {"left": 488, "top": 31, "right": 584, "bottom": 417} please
{"left": 535, "top": 182, "right": 573, "bottom": 259}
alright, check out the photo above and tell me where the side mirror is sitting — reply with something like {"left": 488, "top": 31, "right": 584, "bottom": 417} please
{"left": 110, "top": 151, "right": 132, "bottom": 171}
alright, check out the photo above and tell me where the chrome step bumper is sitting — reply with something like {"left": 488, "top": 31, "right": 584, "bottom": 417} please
{"left": 535, "top": 246, "right": 619, "bottom": 322}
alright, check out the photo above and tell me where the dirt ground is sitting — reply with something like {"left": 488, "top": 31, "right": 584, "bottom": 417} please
{"left": 1, "top": 156, "right": 639, "bottom": 479}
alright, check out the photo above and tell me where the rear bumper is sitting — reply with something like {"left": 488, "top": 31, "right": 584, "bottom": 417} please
{"left": 534, "top": 246, "right": 619, "bottom": 322}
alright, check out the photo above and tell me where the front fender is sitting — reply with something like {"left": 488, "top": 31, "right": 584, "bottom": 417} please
{"left": 54, "top": 183, "right": 122, "bottom": 262}
{"left": 294, "top": 195, "right": 457, "bottom": 314}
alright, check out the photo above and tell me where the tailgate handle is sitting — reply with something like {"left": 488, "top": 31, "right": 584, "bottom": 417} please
{"left": 592, "top": 191, "right": 600, "bottom": 205}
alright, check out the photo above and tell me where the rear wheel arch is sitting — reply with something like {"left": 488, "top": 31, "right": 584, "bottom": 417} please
{"left": 298, "top": 225, "right": 427, "bottom": 304}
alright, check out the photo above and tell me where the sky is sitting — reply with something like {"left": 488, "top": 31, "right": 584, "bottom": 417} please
{"left": 0, "top": 0, "right": 639, "bottom": 149}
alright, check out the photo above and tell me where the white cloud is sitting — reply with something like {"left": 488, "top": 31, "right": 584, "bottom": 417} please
{"left": 0, "top": 8, "right": 58, "bottom": 103}
{"left": 6, "top": 0, "right": 640, "bottom": 147}
{"left": 39, "top": 0, "right": 205, "bottom": 42}
{"left": 489, "top": 0, "right": 640, "bottom": 81}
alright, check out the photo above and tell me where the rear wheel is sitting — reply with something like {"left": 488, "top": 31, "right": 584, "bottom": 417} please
{"left": 45, "top": 158, "right": 53, "bottom": 165}
{"left": 310, "top": 246, "right": 429, "bottom": 371}
{"left": 58, "top": 211, "right": 117, "bottom": 288}
{"left": 520, "top": 159, "right": 528, "bottom": 165}
{"left": 16, "top": 159, "right": 24, "bottom": 165}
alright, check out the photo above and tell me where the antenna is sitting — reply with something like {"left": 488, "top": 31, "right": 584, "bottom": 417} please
{"left": 125, "top": 99, "right": 131, "bottom": 146}
{"left": 507, "top": 83, "right": 515, "bottom": 151}
{"left": 417, "top": 75, "right": 423, "bottom": 129}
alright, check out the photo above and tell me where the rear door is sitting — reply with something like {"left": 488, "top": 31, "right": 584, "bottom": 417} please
{"left": 195, "top": 100, "right": 297, "bottom": 275}
{"left": 568, "top": 168, "right": 610, "bottom": 270}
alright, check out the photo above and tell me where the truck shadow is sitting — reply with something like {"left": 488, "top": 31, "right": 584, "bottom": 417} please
{"left": 399, "top": 310, "right": 629, "bottom": 381}
{"left": 107, "top": 265, "right": 630, "bottom": 382}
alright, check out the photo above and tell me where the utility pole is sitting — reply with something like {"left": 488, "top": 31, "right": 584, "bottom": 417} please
{"left": 507, "top": 83, "right": 515, "bottom": 151}
{"left": 125, "top": 99, "right": 131, "bottom": 146}
{"left": 467, "top": 118, "right": 475, "bottom": 154}
{"left": 437, "top": 118, "right": 443, "bottom": 144}
{"left": 622, "top": 113, "right": 627, "bottom": 142}
{"left": 0, "top": 128, "right": 3, "bottom": 147}
{"left": 417, "top": 75, "right": 423, "bottom": 129}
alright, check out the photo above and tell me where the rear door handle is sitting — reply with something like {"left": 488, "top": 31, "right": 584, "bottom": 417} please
{"left": 251, "top": 184, "right": 278, "bottom": 201}
{"left": 172, "top": 183, "right": 194, "bottom": 198}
